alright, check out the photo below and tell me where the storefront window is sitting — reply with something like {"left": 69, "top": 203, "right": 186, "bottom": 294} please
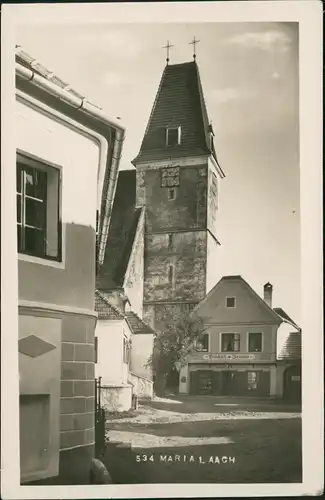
{"left": 248, "top": 371, "right": 258, "bottom": 391}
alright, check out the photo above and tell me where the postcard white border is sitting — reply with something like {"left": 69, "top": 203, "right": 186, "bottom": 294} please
{"left": 1, "top": 1, "right": 323, "bottom": 498}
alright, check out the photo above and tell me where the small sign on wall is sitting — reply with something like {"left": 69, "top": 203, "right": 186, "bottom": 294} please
{"left": 291, "top": 375, "right": 301, "bottom": 382}
{"left": 181, "top": 376, "right": 186, "bottom": 383}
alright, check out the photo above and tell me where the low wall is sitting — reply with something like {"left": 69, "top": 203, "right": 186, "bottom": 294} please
{"left": 100, "top": 385, "right": 132, "bottom": 412}
{"left": 128, "top": 372, "right": 153, "bottom": 399}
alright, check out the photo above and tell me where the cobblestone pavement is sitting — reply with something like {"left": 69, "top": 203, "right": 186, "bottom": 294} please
{"left": 106, "top": 396, "right": 301, "bottom": 425}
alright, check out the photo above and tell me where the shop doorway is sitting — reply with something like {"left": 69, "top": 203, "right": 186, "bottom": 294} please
{"left": 283, "top": 365, "right": 301, "bottom": 402}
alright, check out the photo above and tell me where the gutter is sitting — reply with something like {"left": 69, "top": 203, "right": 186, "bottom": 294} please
{"left": 15, "top": 63, "right": 126, "bottom": 266}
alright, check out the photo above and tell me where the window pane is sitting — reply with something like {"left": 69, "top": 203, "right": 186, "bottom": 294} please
{"left": 226, "top": 297, "right": 235, "bottom": 307}
{"left": 202, "top": 334, "right": 209, "bottom": 351}
{"left": 222, "top": 334, "right": 234, "bottom": 352}
{"left": 24, "top": 227, "right": 45, "bottom": 257}
{"left": 249, "top": 333, "right": 262, "bottom": 352}
{"left": 24, "top": 166, "right": 47, "bottom": 199}
{"left": 248, "top": 372, "right": 258, "bottom": 390}
{"left": 197, "top": 334, "right": 209, "bottom": 351}
{"left": 17, "top": 224, "right": 22, "bottom": 252}
{"left": 25, "top": 198, "right": 46, "bottom": 229}
{"left": 16, "top": 164, "right": 22, "bottom": 193}
{"left": 17, "top": 194, "right": 22, "bottom": 223}
{"left": 167, "top": 128, "right": 179, "bottom": 146}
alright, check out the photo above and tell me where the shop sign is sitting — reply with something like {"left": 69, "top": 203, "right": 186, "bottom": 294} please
{"left": 201, "top": 353, "right": 256, "bottom": 361}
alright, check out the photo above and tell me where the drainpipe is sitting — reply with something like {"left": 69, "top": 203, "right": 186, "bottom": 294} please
{"left": 15, "top": 63, "right": 125, "bottom": 266}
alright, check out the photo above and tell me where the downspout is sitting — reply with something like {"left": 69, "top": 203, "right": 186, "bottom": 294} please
{"left": 98, "top": 128, "right": 124, "bottom": 265}
{"left": 15, "top": 63, "right": 125, "bottom": 266}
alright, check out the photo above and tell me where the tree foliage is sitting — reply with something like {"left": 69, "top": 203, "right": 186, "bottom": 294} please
{"left": 146, "top": 313, "right": 206, "bottom": 380}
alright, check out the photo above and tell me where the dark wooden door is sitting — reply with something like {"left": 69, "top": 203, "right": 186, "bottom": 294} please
{"left": 221, "top": 371, "right": 233, "bottom": 395}
{"left": 233, "top": 371, "right": 248, "bottom": 396}
{"left": 283, "top": 365, "right": 301, "bottom": 402}
{"left": 212, "top": 371, "right": 222, "bottom": 395}
{"left": 190, "top": 371, "right": 213, "bottom": 395}
{"left": 257, "top": 371, "right": 270, "bottom": 396}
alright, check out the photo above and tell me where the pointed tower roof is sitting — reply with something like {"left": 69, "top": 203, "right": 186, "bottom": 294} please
{"left": 132, "top": 61, "right": 222, "bottom": 169}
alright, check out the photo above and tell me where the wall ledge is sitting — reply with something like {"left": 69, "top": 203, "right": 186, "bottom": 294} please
{"left": 19, "top": 300, "right": 98, "bottom": 319}
{"left": 101, "top": 384, "right": 132, "bottom": 389}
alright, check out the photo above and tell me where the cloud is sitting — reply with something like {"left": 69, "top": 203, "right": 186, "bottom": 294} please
{"left": 209, "top": 87, "right": 251, "bottom": 104}
{"left": 223, "top": 30, "right": 291, "bottom": 52}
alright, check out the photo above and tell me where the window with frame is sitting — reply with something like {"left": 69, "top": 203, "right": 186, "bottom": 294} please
{"left": 196, "top": 333, "right": 209, "bottom": 352}
{"left": 225, "top": 297, "right": 236, "bottom": 308}
{"left": 161, "top": 166, "right": 180, "bottom": 188}
{"left": 123, "top": 337, "right": 128, "bottom": 364}
{"left": 16, "top": 154, "right": 61, "bottom": 261}
{"left": 248, "top": 332, "right": 262, "bottom": 352}
{"left": 168, "top": 188, "right": 176, "bottom": 200}
{"left": 247, "top": 371, "right": 258, "bottom": 391}
{"left": 166, "top": 127, "right": 181, "bottom": 147}
{"left": 123, "top": 337, "right": 132, "bottom": 365}
{"left": 221, "top": 333, "right": 240, "bottom": 352}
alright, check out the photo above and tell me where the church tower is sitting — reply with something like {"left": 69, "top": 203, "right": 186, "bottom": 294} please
{"left": 132, "top": 60, "right": 225, "bottom": 333}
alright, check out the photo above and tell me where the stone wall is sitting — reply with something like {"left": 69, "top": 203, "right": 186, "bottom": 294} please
{"left": 138, "top": 165, "right": 208, "bottom": 232}
{"left": 60, "top": 315, "right": 96, "bottom": 453}
{"left": 123, "top": 208, "right": 145, "bottom": 318}
{"left": 144, "top": 230, "right": 206, "bottom": 303}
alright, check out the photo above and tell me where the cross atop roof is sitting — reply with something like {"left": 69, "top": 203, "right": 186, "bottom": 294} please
{"left": 162, "top": 40, "right": 174, "bottom": 65}
{"left": 189, "top": 36, "right": 200, "bottom": 60}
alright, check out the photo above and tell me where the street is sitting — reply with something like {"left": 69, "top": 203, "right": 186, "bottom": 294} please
{"left": 104, "top": 396, "right": 302, "bottom": 484}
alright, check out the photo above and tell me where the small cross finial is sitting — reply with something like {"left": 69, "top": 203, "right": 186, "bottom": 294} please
{"left": 189, "top": 36, "right": 200, "bottom": 60}
{"left": 163, "top": 40, "right": 174, "bottom": 65}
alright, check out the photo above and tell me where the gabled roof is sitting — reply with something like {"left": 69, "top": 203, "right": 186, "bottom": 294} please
{"left": 132, "top": 61, "right": 222, "bottom": 169}
{"left": 95, "top": 290, "right": 124, "bottom": 320}
{"left": 193, "top": 275, "right": 282, "bottom": 324}
{"left": 278, "top": 331, "right": 302, "bottom": 360}
{"left": 96, "top": 169, "right": 141, "bottom": 289}
{"left": 125, "top": 311, "right": 155, "bottom": 335}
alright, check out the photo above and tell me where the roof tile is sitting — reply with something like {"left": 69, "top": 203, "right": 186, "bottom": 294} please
{"left": 95, "top": 290, "right": 124, "bottom": 320}
{"left": 96, "top": 169, "right": 140, "bottom": 289}
{"left": 16, "top": 46, "right": 97, "bottom": 109}
{"left": 125, "top": 311, "right": 154, "bottom": 335}
{"left": 278, "top": 332, "right": 302, "bottom": 360}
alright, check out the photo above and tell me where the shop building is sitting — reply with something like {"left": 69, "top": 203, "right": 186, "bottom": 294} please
{"left": 179, "top": 277, "right": 297, "bottom": 398}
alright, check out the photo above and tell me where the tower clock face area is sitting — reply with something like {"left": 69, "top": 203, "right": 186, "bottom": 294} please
{"left": 161, "top": 166, "right": 180, "bottom": 187}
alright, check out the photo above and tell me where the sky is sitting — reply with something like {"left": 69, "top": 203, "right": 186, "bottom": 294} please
{"left": 17, "top": 22, "right": 300, "bottom": 323}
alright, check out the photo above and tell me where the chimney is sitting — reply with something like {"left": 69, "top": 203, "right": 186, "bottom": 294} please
{"left": 264, "top": 282, "right": 273, "bottom": 308}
